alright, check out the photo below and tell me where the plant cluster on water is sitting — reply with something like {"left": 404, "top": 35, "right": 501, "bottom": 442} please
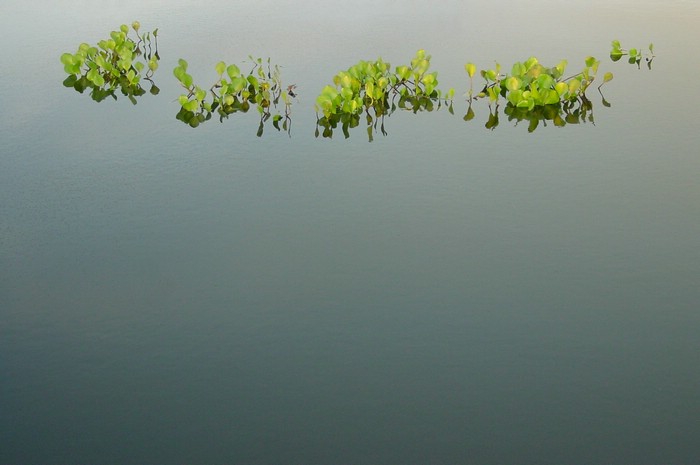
{"left": 60, "top": 22, "right": 159, "bottom": 103}
{"left": 173, "top": 56, "right": 293, "bottom": 134}
{"left": 61, "top": 23, "right": 653, "bottom": 137}
{"left": 610, "top": 40, "right": 655, "bottom": 69}
{"left": 314, "top": 50, "right": 455, "bottom": 140}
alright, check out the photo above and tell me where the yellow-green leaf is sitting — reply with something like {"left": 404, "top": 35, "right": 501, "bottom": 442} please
{"left": 465, "top": 63, "right": 476, "bottom": 78}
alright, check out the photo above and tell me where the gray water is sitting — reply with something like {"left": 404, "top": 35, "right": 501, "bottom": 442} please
{"left": 2, "top": 1, "right": 700, "bottom": 464}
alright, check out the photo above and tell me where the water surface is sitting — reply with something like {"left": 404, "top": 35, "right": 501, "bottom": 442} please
{"left": 1, "top": 1, "right": 700, "bottom": 464}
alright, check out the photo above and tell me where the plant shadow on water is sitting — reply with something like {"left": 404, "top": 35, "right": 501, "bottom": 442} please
{"left": 61, "top": 27, "right": 652, "bottom": 139}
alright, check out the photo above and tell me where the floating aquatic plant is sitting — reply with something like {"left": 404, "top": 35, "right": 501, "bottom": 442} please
{"left": 466, "top": 56, "right": 612, "bottom": 110}
{"left": 59, "top": 28, "right": 655, "bottom": 137}
{"left": 173, "top": 56, "right": 293, "bottom": 135}
{"left": 60, "top": 21, "right": 160, "bottom": 103}
{"left": 315, "top": 50, "right": 455, "bottom": 141}
{"left": 610, "top": 40, "right": 655, "bottom": 69}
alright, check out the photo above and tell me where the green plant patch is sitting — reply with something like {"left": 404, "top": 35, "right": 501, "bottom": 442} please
{"left": 314, "top": 50, "right": 455, "bottom": 141}
{"left": 466, "top": 56, "right": 612, "bottom": 110}
{"left": 60, "top": 21, "right": 160, "bottom": 103}
{"left": 173, "top": 56, "right": 293, "bottom": 135}
{"left": 610, "top": 40, "right": 655, "bottom": 69}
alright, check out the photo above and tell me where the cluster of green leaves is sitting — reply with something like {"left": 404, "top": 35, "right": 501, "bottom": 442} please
{"left": 60, "top": 22, "right": 160, "bottom": 103}
{"left": 465, "top": 56, "right": 613, "bottom": 111}
{"left": 61, "top": 27, "right": 654, "bottom": 137}
{"left": 173, "top": 56, "right": 293, "bottom": 134}
{"left": 315, "top": 50, "right": 455, "bottom": 141}
{"left": 610, "top": 40, "right": 655, "bottom": 69}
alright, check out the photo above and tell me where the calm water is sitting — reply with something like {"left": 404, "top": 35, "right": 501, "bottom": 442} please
{"left": 2, "top": 1, "right": 700, "bottom": 464}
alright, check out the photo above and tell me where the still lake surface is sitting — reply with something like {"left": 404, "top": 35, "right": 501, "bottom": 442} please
{"left": 2, "top": 1, "right": 700, "bottom": 464}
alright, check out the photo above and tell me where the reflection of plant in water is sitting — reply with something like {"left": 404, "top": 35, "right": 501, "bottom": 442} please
{"left": 60, "top": 22, "right": 160, "bottom": 103}
{"left": 477, "top": 98, "right": 597, "bottom": 132}
{"left": 173, "top": 57, "right": 293, "bottom": 135}
{"left": 315, "top": 50, "right": 455, "bottom": 141}
{"left": 610, "top": 41, "right": 655, "bottom": 69}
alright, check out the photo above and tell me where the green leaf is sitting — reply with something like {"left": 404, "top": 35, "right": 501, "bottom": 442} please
{"left": 178, "top": 58, "right": 188, "bottom": 70}
{"left": 183, "top": 99, "right": 199, "bottom": 112}
{"left": 60, "top": 53, "right": 74, "bottom": 66}
{"left": 568, "top": 79, "right": 581, "bottom": 95}
{"left": 507, "top": 89, "right": 523, "bottom": 105}
{"left": 554, "top": 81, "right": 568, "bottom": 97}
{"left": 465, "top": 63, "right": 476, "bottom": 78}
{"left": 543, "top": 89, "right": 560, "bottom": 105}
{"left": 536, "top": 74, "right": 554, "bottom": 90}
{"left": 247, "top": 75, "right": 259, "bottom": 88}
{"left": 603, "top": 72, "right": 613, "bottom": 83}
{"left": 173, "top": 66, "right": 185, "bottom": 81}
{"left": 215, "top": 61, "right": 226, "bottom": 76}
{"left": 230, "top": 76, "right": 247, "bottom": 93}
{"left": 554, "top": 60, "right": 568, "bottom": 77}
{"left": 227, "top": 64, "right": 240, "bottom": 78}
{"left": 505, "top": 76, "right": 521, "bottom": 92}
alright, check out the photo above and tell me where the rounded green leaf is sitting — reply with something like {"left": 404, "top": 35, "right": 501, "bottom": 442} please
{"left": 215, "top": 61, "right": 226, "bottom": 76}
{"left": 183, "top": 99, "right": 199, "bottom": 112}
{"left": 568, "top": 78, "right": 581, "bottom": 94}
{"left": 173, "top": 66, "right": 185, "bottom": 81}
{"left": 554, "top": 81, "right": 568, "bottom": 97}
{"left": 93, "top": 73, "right": 105, "bottom": 87}
{"left": 230, "top": 76, "right": 247, "bottom": 93}
{"left": 505, "top": 76, "right": 521, "bottom": 92}
{"left": 226, "top": 64, "right": 240, "bottom": 79}
{"left": 60, "top": 53, "right": 75, "bottom": 66}
{"left": 247, "top": 75, "right": 259, "bottom": 88}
